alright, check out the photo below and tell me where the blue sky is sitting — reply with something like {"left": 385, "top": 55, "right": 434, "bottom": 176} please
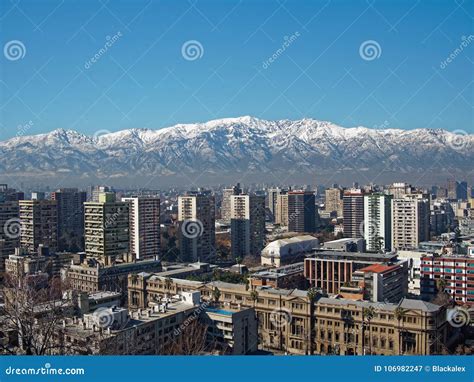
{"left": 0, "top": 0, "right": 473, "bottom": 140}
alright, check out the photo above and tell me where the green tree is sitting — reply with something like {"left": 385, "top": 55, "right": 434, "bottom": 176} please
{"left": 395, "top": 306, "right": 407, "bottom": 355}
{"left": 362, "top": 306, "right": 375, "bottom": 355}
{"left": 212, "top": 287, "right": 221, "bottom": 304}
{"left": 307, "top": 288, "right": 318, "bottom": 355}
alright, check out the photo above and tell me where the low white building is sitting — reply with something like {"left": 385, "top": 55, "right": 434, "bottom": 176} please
{"left": 261, "top": 235, "right": 319, "bottom": 267}
{"left": 396, "top": 250, "right": 425, "bottom": 295}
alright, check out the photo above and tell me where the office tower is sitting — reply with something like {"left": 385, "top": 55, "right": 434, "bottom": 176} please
{"left": 267, "top": 188, "right": 284, "bottom": 222}
{"left": 84, "top": 192, "right": 129, "bottom": 265}
{"left": 391, "top": 195, "right": 429, "bottom": 250}
{"left": 91, "top": 186, "right": 111, "bottom": 202}
{"left": 51, "top": 188, "right": 87, "bottom": 249}
{"left": 275, "top": 193, "right": 289, "bottom": 226}
{"left": 178, "top": 192, "right": 215, "bottom": 262}
{"left": 343, "top": 189, "right": 364, "bottom": 238}
{"left": 363, "top": 193, "right": 392, "bottom": 252}
{"left": 287, "top": 191, "right": 316, "bottom": 233}
{"left": 0, "top": 200, "right": 20, "bottom": 275}
{"left": 230, "top": 194, "right": 265, "bottom": 258}
{"left": 19, "top": 199, "right": 58, "bottom": 253}
{"left": 325, "top": 187, "right": 343, "bottom": 216}
{"left": 121, "top": 196, "right": 160, "bottom": 260}
{"left": 221, "top": 183, "right": 242, "bottom": 222}
{"left": 456, "top": 181, "right": 468, "bottom": 201}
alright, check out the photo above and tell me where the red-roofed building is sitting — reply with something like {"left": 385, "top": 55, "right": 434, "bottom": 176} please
{"left": 344, "top": 261, "right": 408, "bottom": 303}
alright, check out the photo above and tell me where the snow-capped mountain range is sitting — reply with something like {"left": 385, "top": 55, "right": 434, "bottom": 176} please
{"left": 1, "top": 116, "right": 472, "bottom": 186}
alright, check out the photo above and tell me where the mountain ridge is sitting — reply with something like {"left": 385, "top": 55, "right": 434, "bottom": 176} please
{"left": 1, "top": 116, "right": 472, "bottom": 186}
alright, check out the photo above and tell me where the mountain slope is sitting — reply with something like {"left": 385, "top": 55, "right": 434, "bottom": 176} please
{"left": 0, "top": 116, "right": 472, "bottom": 185}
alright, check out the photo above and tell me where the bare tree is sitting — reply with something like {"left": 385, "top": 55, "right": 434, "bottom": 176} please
{"left": 0, "top": 273, "right": 72, "bottom": 355}
{"left": 160, "top": 320, "right": 211, "bottom": 355}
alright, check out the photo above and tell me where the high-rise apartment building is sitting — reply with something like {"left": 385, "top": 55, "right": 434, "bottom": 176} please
{"left": 221, "top": 184, "right": 242, "bottom": 222}
{"left": 267, "top": 188, "right": 285, "bottom": 222}
{"left": 121, "top": 196, "right": 160, "bottom": 260}
{"left": 19, "top": 199, "right": 58, "bottom": 253}
{"left": 230, "top": 194, "right": 265, "bottom": 258}
{"left": 0, "top": 200, "right": 20, "bottom": 275}
{"left": 287, "top": 191, "right": 316, "bottom": 233}
{"left": 275, "top": 193, "right": 289, "bottom": 226}
{"left": 420, "top": 252, "right": 474, "bottom": 306}
{"left": 178, "top": 192, "right": 216, "bottom": 262}
{"left": 325, "top": 187, "right": 343, "bottom": 217}
{"left": 446, "top": 178, "right": 457, "bottom": 200}
{"left": 391, "top": 195, "right": 429, "bottom": 250}
{"left": 343, "top": 189, "right": 364, "bottom": 238}
{"left": 363, "top": 193, "right": 392, "bottom": 252}
{"left": 51, "top": 188, "right": 87, "bottom": 248}
{"left": 84, "top": 192, "right": 129, "bottom": 265}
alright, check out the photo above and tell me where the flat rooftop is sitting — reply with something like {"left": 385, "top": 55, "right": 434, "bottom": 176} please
{"left": 308, "top": 250, "right": 397, "bottom": 261}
